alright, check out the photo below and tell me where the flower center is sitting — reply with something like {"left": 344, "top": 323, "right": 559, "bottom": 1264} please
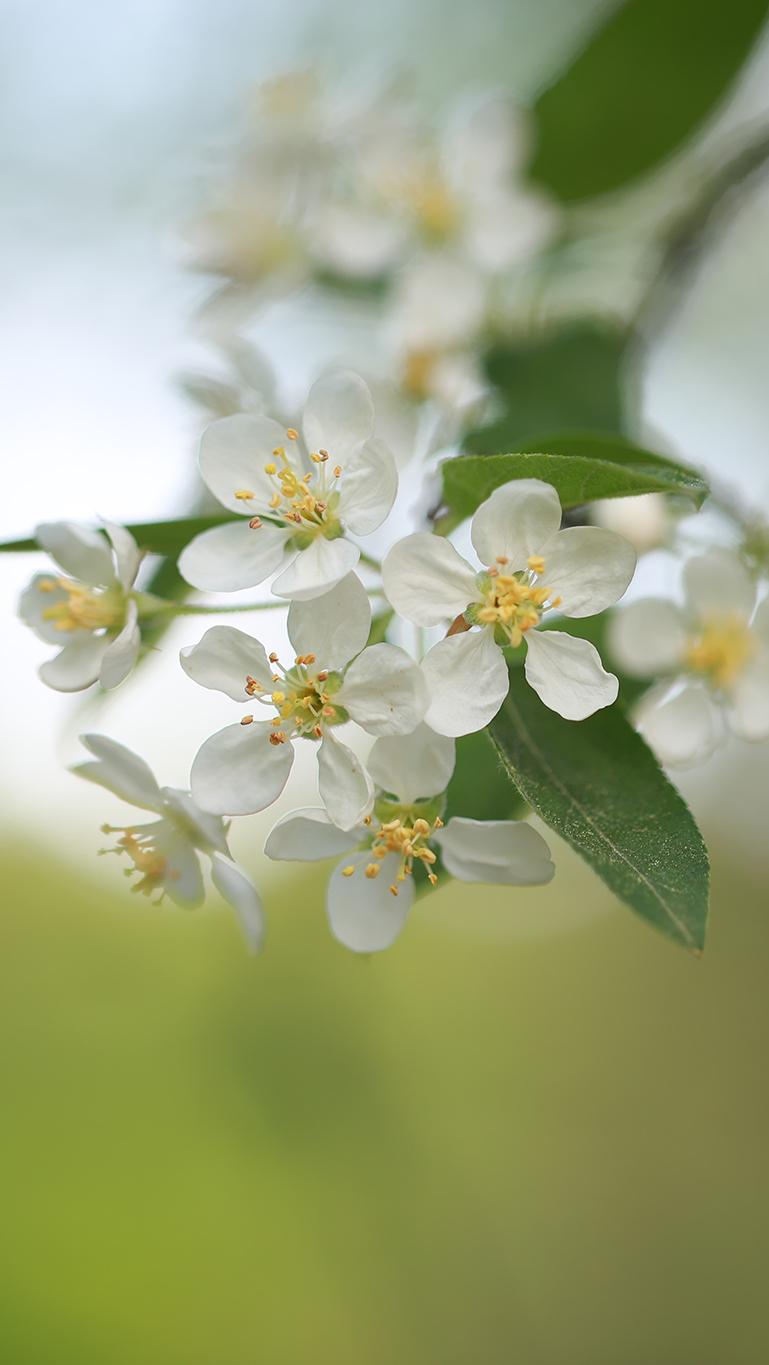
{"left": 341, "top": 813, "right": 443, "bottom": 896}
{"left": 234, "top": 431, "right": 345, "bottom": 545}
{"left": 467, "top": 557, "right": 561, "bottom": 647}
{"left": 240, "top": 652, "right": 347, "bottom": 744}
{"left": 685, "top": 615, "right": 756, "bottom": 692}
{"left": 98, "top": 825, "right": 176, "bottom": 902}
{"left": 39, "top": 577, "right": 124, "bottom": 633}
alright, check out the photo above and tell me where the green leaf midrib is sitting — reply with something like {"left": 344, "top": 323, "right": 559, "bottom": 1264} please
{"left": 498, "top": 688, "right": 699, "bottom": 949}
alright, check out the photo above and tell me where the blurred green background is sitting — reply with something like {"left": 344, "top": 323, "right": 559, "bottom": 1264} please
{"left": 1, "top": 840, "right": 767, "bottom": 1364}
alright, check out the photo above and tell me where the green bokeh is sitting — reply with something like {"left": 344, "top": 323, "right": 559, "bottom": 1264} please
{"left": 0, "top": 844, "right": 768, "bottom": 1362}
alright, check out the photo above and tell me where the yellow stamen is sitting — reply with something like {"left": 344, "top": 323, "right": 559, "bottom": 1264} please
{"left": 686, "top": 615, "right": 755, "bottom": 691}
{"left": 240, "top": 714, "right": 254, "bottom": 725}
{"left": 342, "top": 866, "right": 355, "bottom": 877}
{"left": 365, "top": 864, "right": 380, "bottom": 879}
{"left": 527, "top": 555, "right": 546, "bottom": 575}
{"left": 286, "top": 428, "right": 298, "bottom": 439}
{"left": 235, "top": 489, "right": 254, "bottom": 500}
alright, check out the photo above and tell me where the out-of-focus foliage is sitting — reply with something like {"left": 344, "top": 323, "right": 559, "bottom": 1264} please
{"left": 531, "top": 0, "right": 769, "bottom": 200}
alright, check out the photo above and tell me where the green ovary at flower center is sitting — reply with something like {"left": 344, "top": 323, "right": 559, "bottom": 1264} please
{"left": 685, "top": 615, "right": 755, "bottom": 691}
{"left": 241, "top": 653, "right": 348, "bottom": 744}
{"left": 467, "top": 556, "right": 561, "bottom": 647}
{"left": 39, "top": 577, "right": 124, "bottom": 632}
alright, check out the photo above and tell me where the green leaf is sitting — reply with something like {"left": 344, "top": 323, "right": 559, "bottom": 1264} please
{"left": 468, "top": 326, "right": 628, "bottom": 453}
{"left": 0, "top": 515, "right": 239, "bottom": 557}
{"left": 442, "top": 449, "right": 708, "bottom": 522}
{"left": 531, "top": 0, "right": 769, "bottom": 201}
{"left": 489, "top": 670, "right": 709, "bottom": 951}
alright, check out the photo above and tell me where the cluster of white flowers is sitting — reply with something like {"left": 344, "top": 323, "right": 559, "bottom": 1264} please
{"left": 19, "top": 368, "right": 652, "bottom": 953}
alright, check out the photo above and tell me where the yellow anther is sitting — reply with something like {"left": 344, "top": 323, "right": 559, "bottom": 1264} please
{"left": 264, "top": 463, "right": 277, "bottom": 475}
{"left": 496, "top": 555, "right": 509, "bottom": 565}
{"left": 310, "top": 452, "right": 322, "bottom": 463}
{"left": 269, "top": 731, "right": 286, "bottom": 745}
{"left": 527, "top": 556, "right": 547, "bottom": 575}
{"left": 322, "top": 706, "right": 336, "bottom": 717}
{"left": 421, "top": 848, "right": 437, "bottom": 864}
{"left": 271, "top": 691, "right": 285, "bottom": 704}
{"left": 269, "top": 493, "right": 281, "bottom": 509}
{"left": 235, "top": 489, "right": 254, "bottom": 500}
{"left": 269, "top": 653, "right": 279, "bottom": 663}
{"left": 363, "top": 815, "right": 372, "bottom": 826}
{"left": 433, "top": 817, "right": 443, "bottom": 829}
{"left": 319, "top": 449, "right": 328, "bottom": 458}
{"left": 240, "top": 714, "right": 254, "bottom": 725}
{"left": 38, "top": 579, "right": 56, "bottom": 592}
{"left": 413, "top": 818, "right": 430, "bottom": 836}
{"left": 313, "top": 724, "right": 323, "bottom": 738}
{"left": 286, "top": 428, "right": 299, "bottom": 439}
{"left": 333, "top": 465, "right": 342, "bottom": 479}
{"left": 272, "top": 447, "right": 284, "bottom": 457}
{"left": 428, "top": 873, "right": 438, "bottom": 885}
{"left": 316, "top": 669, "right": 328, "bottom": 682}
{"left": 304, "top": 654, "right": 315, "bottom": 665}
{"left": 342, "top": 866, "right": 355, "bottom": 877}
{"left": 249, "top": 517, "right": 262, "bottom": 530}
{"left": 271, "top": 716, "right": 283, "bottom": 727}
{"left": 389, "top": 885, "right": 399, "bottom": 896}
{"left": 365, "top": 864, "right": 380, "bottom": 880}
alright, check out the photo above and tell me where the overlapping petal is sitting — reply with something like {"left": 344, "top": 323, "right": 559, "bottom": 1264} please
{"left": 302, "top": 369, "right": 374, "bottom": 462}
{"left": 161, "top": 787, "right": 231, "bottom": 856}
{"left": 265, "top": 808, "right": 365, "bottom": 861}
{"left": 636, "top": 682, "right": 719, "bottom": 768}
{"left": 727, "top": 649, "right": 769, "bottom": 743}
{"left": 210, "top": 853, "right": 266, "bottom": 952}
{"left": 338, "top": 643, "right": 428, "bottom": 736}
{"left": 35, "top": 521, "right": 116, "bottom": 587}
{"left": 287, "top": 572, "right": 371, "bottom": 670}
{"left": 180, "top": 625, "right": 274, "bottom": 700}
{"left": 99, "top": 599, "right": 141, "bottom": 690}
{"left": 271, "top": 534, "right": 360, "bottom": 601}
{"left": 537, "top": 527, "right": 636, "bottom": 618}
{"left": 366, "top": 724, "right": 456, "bottom": 803}
{"left": 102, "top": 520, "right": 142, "bottom": 591}
{"left": 470, "top": 479, "right": 561, "bottom": 569}
{"left": 178, "top": 520, "right": 288, "bottom": 592}
{"left": 684, "top": 549, "right": 756, "bottom": 621}
{"left": 421, "top": 629, "right": 509, "bottom": 736}
{"left": 191, "top": 721, "right": 294, "bottom": 816}
{"left": 39, "top": 634, "right": 112, "bottom": 692}
{"left": 317, "top": 734, "right": 375, "bottom": 830}
{"left": 524, "top": 630, "right": 618, "bottom": 720}
{"left": 198, "top": 412, "right": 290, "bottom": 514}
{"left": 608, "top": 599, "right": 688, "bottom": 677}
{"left": 326, "top": 851, "right": 412, "bottom": 953}
{"left": 382, "top": 533, "right": 478, "bottom": 626}
{"left": 337, "top": 437, "right": 398, "bottom": 535}
{"left": 73, "top": 733, "right": 163, "bottom": 811}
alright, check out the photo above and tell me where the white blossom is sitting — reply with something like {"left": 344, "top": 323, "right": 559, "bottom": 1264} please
{"left": 180, "top": 573, "right": 427, "bottom": 829}
{"left": 264, "top": 721, "right": 554, "bottom": 953}
{"left": 18, "top": 520, "right": 144, "bottom": 692}
{"left": 382, "top": 478, "right": 636, "bottom": 734}
{"left": 609, "top": 549, "right": 769, "bottom": 767}
{"left": 72, "top": 734, "right": 265, "bottom": 951}
{"left": 178, "top": 369, "right": 398, "bottom": 601}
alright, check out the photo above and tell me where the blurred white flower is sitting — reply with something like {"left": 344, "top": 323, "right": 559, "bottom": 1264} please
{"left": 178, "top": 369, "right": 398, "bottom": 601}
{"left": 180, "top": 573, "right": 427, "bottom": 830}
{"left": 590, "top": 493, "right": 675, "bottom": 556}
{"left": 19, "top": 520, "right": 144, "bottom": 692}
{"left": 610, "top": 549, "right": 769, "bottom": 767}
{"left": 72, "top": 734, "right": 265, "bottom": 952}
{"left": 265, "top": 721, "right": 554, "bottom": 953}
{"left": 383, "top": 478, "right": 636, "bottom": 734}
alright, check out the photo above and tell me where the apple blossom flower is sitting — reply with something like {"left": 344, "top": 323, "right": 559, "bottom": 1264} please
{"left": 180, "top": 573, "right": 427, "bottom": 830}
{"left": 72, "top": 734, "right": 265, "bottom": 951}
{"left": 382, "top": 478, "right": 637, "bottom": 735}
{"left": 609, "top": 549, "right": 769, "bottom": 768}
{"left": 18, "top": 520, "right": 145, "bottom": 692}
{"left": 177, "top": 369, "right": 398, "bottom": 602}
{"left": 264, "top": 721, "right": 554, "bottom": 953}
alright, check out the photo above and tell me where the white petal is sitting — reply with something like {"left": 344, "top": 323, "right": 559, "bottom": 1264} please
{"left": 317, "top": 735, "right": 375, "bottom": 831}
{"left": 434, "top": 817, "right": 555, "bottom": 885}
{"left": 178, "top": 520, "right": 288, "bottom": 593}
{"left": 608, "top": 599, "right": 688, "bottom": 677}
{"left": 198, "top": 412, "right": 291, "bottom": 514}
{"left": 190, "top": 722, "right": 294, "bottom": 816}
{"left": 751, "top": 596, "right": 769, "bottom": 645}
{"left": 264, "top": 808, "right": 365, "bottom": 861}
{"left": 160, "top": 787, "right": 231, "bottom": 857}
{"left": 39, "top": 634, "right": 111, "bottom": 692}
{"left": 158, "top": 828, "right": 205, "bottom": 909}
{"left": 465, "top": 192, "right": 554, "bottom": 270}
{"left": 337, "top": 437, "right": 398, "bottom": 535}
{"left": 637, "top": 682, "right": 719, "bottom": 768}
{"left": 302, "top": 369, "right": 374, "bottom": 463}
{"left": 524, "top": 630, "right": 618, "bottom": 720}
{"left": 421, "top": 630, "right": 509, "bottom": 737}
{"left": 326, "top": 852, "right": 413, "bottom": 953}
{"left": 313, "top": 203, "right": 405, "bottom": 277}
{"left": 35, "top": 521, "right": 116, "bottom": 587}
{"left": 101, "top": 520, "right": 141, "bottom": 591}
{"left": 382, "top": 533, "right": 478, "bottom": 626}
{"left": 72, "top": 733, "right": 162, "bottom": 811}
{"left": 287, "top": 572, "right": 370, "bottom": 670}
{"left": 470, "top": 479, "right": 562, "bottom": 570}
{"left": 684, "top": 549, "right": 756, "bottom": 621}
{"left": 209, "top": 853, "right": 265, "bottom": 953}
{"left": 180, "top": 625, "right": 274, "bottom": 700}
{"left": 536, "top": 527, "right": 636, "bottom": 618}
{"left": 392, "top": 255, "right": 485, "bottom": 349}
{"left": 367, "top": 723, "right": 456, "bottom": 803}
{"left": 19, "top": 574, "right": 89, "bottom": 645}
{"left": 271, "top": 535, "right": 360, "bottom": 601}
{"left": 727, "top": 648, "right": 769, "bottom": 742}
{"left": 339, "top": 643, "right": 428, "bottom": 736}
{"left": 99, "top": 600, "right": 140, "bottom": 690}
